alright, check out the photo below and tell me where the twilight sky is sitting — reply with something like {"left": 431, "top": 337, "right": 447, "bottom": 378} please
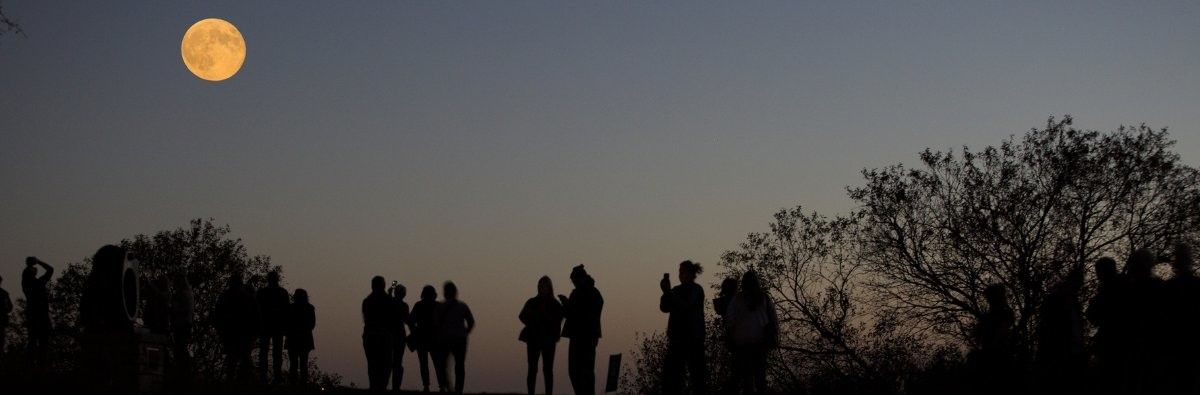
{"left": 1, "top": 1, "right": 1198, "bottom": 392}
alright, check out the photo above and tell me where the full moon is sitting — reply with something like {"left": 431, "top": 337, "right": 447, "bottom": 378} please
{"left": 181, "top": 18, "right": 246, "bottom": 82}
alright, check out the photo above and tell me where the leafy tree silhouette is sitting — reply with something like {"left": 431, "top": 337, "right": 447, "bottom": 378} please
{"left": 851, "top": 116, "right": 1200, "bottom": 355}
{"left": 625, "top": 116, "right": 1199, "bottom": 394}
{"left": 5, "top": 219, "right": 342, "bottom": 389}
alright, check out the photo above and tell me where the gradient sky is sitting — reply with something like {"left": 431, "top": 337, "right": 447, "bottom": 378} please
{"left": 2, "top": 1, "right": 1198, "bottom": 392}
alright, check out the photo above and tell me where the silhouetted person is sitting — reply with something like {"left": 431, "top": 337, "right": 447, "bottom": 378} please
{"left": 971, "top": 284, "right": 1014, "bottom": 395}
{"left": 724, "top": 270, "right": 777, "bottom": 395}
{"left": 22, "top": 257, "right": 53, "bottom": 359}
{"left": 1125, "top": 248, "right": 1166, "bottom": 394}
{"left": 1034, "top": 267, "right": 1085, "bottom": 395}
{"left": 390, "top": 283, "right": 411, "bottom": 392}
{"left": 713, "top": 277, "right": 738, "bottom": 320}
{"left": 1165, "top": 244, "right": 1200, "bottom": 394}
{"left": 660, "top": 260, "right": 707, "bottom": 394}
{"left": 560, "top": 265, "right": 603, "bottom": 395}
{"left": 1087, "top": 257, "right": 1128, "bottom": 395}
{"left": 0, "top": 274, "right": 11, "bottom": 359}
{"left": 433, "top": 281, "right": 475, "bottom": 395}
{"left": 142, "top": 277, "right": 171, "bottom": 334}
{"left": 171, "top": 275, "right": 195, "bottom": 372}
{"left": 712, "top": 275, "right": 738, "bottom": 386}
{"left": 408, "top": 285, "right": 442, "bottom": 392}
{"left": 363, "top": 275, "right": 396, "bottom": 393}
{"left": 216, "top": 273, "right": 260, "bottom": 383}
{"left": 520, "top": 276, "right": 564, "bottom": 395}
{"left": 79, "top": 245, "right": 131, "bottom": 390}
{"left": 257, "top": 271, "right": 290, "bottom": 384}
{"left": 287, "top": 289, "right": 316, "bottom": 385}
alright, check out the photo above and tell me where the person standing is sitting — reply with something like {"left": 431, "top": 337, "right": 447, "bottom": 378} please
{"left": 560, "top": 265, "right": 604, "bottom": 395}
{"left": 434, "top": 282, "right": 475, "bottom": 395}
{"left": 713, "top": 277, "right": 738, "bottom": 321}
{"left": 286, "top": 289, "right": 316, "bottom": 385}
{"left": 1034, "top": 268, "right": 1086, "bottom": 395}
{"left": 724, "top": 271, "right": 778, "bottom": 395}
{"left": 257, "top": 271, "right": 290, "bottom": 384}
{"left": 1125, "top": 249, "right": 1167, "bottom": 394}
{"left": 363, "top": 276, "right": 396, "bottom": 393}
{"left": 971, "top": 284, "right": 1016, "bottom": 395}
{"left": 390, "top": 283, "right": 411, "bottom": 392}
{"left": 170, "top": 275, "right": 195, "bottom": 372}
{"left": 22, "top": 257, "right": 54, "bottom": 359}
{"left": 142, "top": 277, "right": 171, "bottom": 334}
{"left": 1164, "top": 244, "right": 1200, "bottom": 394}
{"left": 519, "top": 276, "right": 564, "bottom": 395}
{"left": 1086, "top": 257, "right": 1127, "bottom": 395}
{"left": 408, "top": 285, "right": 442, "bottom": 393}
{"left": 0, "top": 274, "right": 11, "bottom": 358}
{"left": 216, "top": 273, "right": 260, "bottom": 383}
{"left": 660, "top": 260, "right": 707, "bottom": 394}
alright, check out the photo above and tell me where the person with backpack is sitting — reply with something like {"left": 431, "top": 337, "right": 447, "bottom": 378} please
{"left": 723, "top": 271, "right": 778, "bottom": 394}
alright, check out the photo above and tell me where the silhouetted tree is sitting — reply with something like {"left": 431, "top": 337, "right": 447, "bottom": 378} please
{"left": 719, "top": 207, "right": 940, "bottom": 394}
{"left": 0, "top": 1, "right": 24, "bottom": 40}
{"left": 849, "top": 116, "right": 1200, "bottom": 353}
{"left": 5, "top": 219, "right": 298, "bottom": 385}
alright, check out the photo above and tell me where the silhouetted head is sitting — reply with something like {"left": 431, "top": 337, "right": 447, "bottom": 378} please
{"left": 678, "top": 260, "right": 703, "bottom": 284}
{"left": 421, "top": 285, "right": 437, "bottom": 301}
{"left": 1172, "top": 244, "right": 1195, "bottom": 277}
{"left": 984, "top": 284, "right": 1008, "bottom": 311}
{"left": 372, "top": 276, "right": 386, "bottom": 293}
{"left": 1095, "top": 257, "right": 1118, "bottom": 284}
{"left": 0, "top": 274, "right": 4, "bottom": 286}
{"left": 444, "top": 281, "right": 458, "bottom": 301}
{"left": 91, "top": 245, "right": 125, "bottom": 273}
{"left": 1057, "top": 266, "right": 1084, "bottom": 296}
{"left": 25, "top": 257, "right": 36, "bottom": 267}
{"left": 1127, "top": 248, "right": 1156, "bottom": 279}
{"left": 294, "top": 289, "right": 309, "bottom": 305}
{"left": 740, "top": 271, "right": 764, "bottom": 309}
{"left": 720, "top": 277, "right": 738, "bottom": 298}
{"left": 267, "top": 271, "right": 280, "bottom": 286}
{"left": 391, "top": 283, "right": 407, "bottom": 300}
{"left": 537, "top": 276, "right": 554, "bottom": 298}
{"left": 570, "top": 265, "right": 593, "bottom": 288}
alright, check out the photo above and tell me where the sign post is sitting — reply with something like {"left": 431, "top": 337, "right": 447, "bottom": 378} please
{"left": 605, "top": 353, "right": 622, "bottom": 393}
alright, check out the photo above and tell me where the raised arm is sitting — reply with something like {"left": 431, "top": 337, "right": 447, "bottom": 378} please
{"left": 37, "top": 260, "right": 54, "bottom": 282}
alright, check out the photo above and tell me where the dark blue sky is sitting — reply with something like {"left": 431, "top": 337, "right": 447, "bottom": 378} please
{"left": 2, "top": 1, "right": 1198, "bottom": 391}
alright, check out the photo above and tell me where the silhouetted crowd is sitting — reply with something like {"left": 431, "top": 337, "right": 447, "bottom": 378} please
{"left": 214, "top": 270, "right": 316, "bottom": 385}
{"left": 971, "top": 244, "right": 1200, "bottom": 395}
{"left": 364, "top": 264, "right": 606, "bottom": 394}
{"left": 7, "top": 245, "right": 1200, "bottom": 394}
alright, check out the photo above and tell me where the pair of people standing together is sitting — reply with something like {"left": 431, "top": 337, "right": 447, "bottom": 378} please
{"left": 661, "top": 260, "right": 779, "bottom": 395}
{"left": 364, "top": 276, "right": 475, "bottom": 394}
{"left": 518, "top": 264, "right": 605, "bottom": 395}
